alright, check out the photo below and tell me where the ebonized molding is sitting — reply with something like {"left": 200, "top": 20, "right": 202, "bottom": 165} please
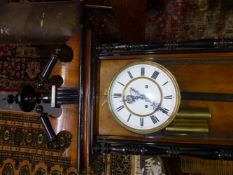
{"left": 96, "top": 39, "right": 233, "bottom": 56}
{"left": 95, "top": 139, "right": 233, "bottom": 160}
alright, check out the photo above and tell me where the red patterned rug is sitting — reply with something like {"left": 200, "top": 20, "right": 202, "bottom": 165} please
{"left": 0, "top": 45, "right": 48, "bottom": 91}
{"left": 86, "top": 0, "right": 233, "bottom": 42}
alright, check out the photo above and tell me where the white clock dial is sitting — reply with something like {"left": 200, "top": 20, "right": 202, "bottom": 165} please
{"left": 108, "top": 61, "right": 180, "bottom": 134}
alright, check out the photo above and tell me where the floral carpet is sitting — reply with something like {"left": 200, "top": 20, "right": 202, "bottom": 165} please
{"left": 86, "top": 0, "right": 233, "bottom": 42}
{"left": 0, "top": 45, "right": 48, "bottom": 90}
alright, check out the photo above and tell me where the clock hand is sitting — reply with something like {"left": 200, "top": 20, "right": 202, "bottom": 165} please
{"left": 151, "top": 102, "right": 159, "bottom": 110}
{"left": 130, "top": 87, "right": 148, "bottom": 100}
{"left": 129, "top": 87, "right": 160, "bottom": 109}
{"left": 124, "top": 95, "right": 136, "bottom": 104}
{"left": 123, "top": 94, "right": 148, "bottom": 104}
{"left": 124, "top": 95, "right": 159, "bottom": 110}
{"left": 123, "top": 88, "right": 143, "bottom": 104}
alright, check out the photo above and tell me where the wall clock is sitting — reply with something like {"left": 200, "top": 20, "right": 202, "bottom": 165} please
{"left": 107, "top": 61, "right": 180, "bottom": 134}
{"left": 80, "top": 40, "right": 233, "bottom": 173}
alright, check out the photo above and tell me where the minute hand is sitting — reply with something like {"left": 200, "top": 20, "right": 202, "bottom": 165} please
{"left": 130, "top": 88, "right": 159, "bottom": 109}
{"left": 130, "top": 88, "right": 148, "bottom": 100}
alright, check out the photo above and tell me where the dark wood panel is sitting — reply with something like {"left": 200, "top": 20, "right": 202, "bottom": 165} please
{"left": 81, "top": 31, "right": 95, "bottom": 174}
{"left": 110, "top": 0, "right": 147, "bottom": 42}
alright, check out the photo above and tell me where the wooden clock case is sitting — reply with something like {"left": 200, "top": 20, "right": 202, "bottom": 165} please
{"left": 81, "top": 35, "right": 233, "bottom": 171}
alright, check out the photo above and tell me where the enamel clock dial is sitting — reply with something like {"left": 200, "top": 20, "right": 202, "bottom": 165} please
{"left": 107, "top": 61, "right": 180, "bottom": 134}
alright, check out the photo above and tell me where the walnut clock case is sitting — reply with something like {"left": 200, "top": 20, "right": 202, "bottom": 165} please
{"left": 82, "top": 40, "right": 233, "bottom": 167}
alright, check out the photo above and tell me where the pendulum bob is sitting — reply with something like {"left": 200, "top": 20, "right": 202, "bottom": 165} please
{"left": 175, "top": 108, "right": 212, "bottom": 120}
{"left": 165, "top": 124, "right": 209, "bottom": 134}
{"left": 165, "top": 108, "right": 211, "bottom": 136}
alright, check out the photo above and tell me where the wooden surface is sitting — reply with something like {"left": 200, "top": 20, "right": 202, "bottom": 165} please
{"left": 96, "top": 52, "right": 233, "bottom": 145}
{"left": 50, "top": 33, "right": 79, "bottom": 167}
{"left": 81, "top": 31, "right": 93, "bottom": 173}
{"left": 163, "top": 158, "right": 185, "bottom": 175}
{"left": 110, "top": 0, "right": 147, "bottom": 42}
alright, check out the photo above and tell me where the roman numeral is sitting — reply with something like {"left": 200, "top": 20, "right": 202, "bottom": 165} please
{"left": 162, "top": 81, "right": 168, "bottom": 86}
{"left": 159, "top": 107, "right": 169, "bottom": 115}
{"left": 113, "top": 93, "right": 122, "bottom": 98}
{"left": 150, "top": 115, "right": 159, "bottom": 124}
{"left": 164, "top": 95, "right": 173, "bottom": 99}
{"left": 117, "top": 81, "right": 125, "bottom": 86}
{"left": 116, "top": 105, "right": 124, "bottom": 112}
{"left": 140, "top": 117, "right": 144, "bottom": 127}
{"left": 127, "top": 114, "right": 132, "bottom": 122}
{"left": 141, "top": 67, "right": 145, "bottom": 76}
{"left": 151, "top": 70, "right": 159, "bottom": 80}
{"left": 127, "top": 71, "right": 133, "bottom": 79}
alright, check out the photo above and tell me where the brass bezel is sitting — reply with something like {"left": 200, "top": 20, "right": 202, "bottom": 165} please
{"left": 107, "top": 61, "right": 181, "bottom": 134}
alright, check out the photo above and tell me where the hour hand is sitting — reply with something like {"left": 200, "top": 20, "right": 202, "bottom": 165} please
{"left": 124, "top": 95, "right": 136, "bottom": 104}
{"left": 128, "top": 88, "right": 160, "bottom": 110}
{"left": 129, "top": 87, "right": 147, "bottom": 101}
{"left": 130, "top": 87, "right": 158, "bottom": 105}
{"left": 151, "top": 102, "right": 159, "bottom": 110}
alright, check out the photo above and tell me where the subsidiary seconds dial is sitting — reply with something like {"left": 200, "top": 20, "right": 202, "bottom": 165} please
{"left": 108, "top": 61, "right": 180, "bottom": 134}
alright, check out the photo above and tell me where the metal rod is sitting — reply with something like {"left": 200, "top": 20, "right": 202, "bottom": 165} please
{"left": 36, "top": 105, "right": 59, "bottom": 149}
{"left": 57, "top": 88, "right": 79, "bottom": 95}
{"left": 56, "top": 95, "right": 79, "bottom": 99}
{"left": 181, "top": 92, "right": 233, "bottom": 102}
{"left": 176, "top": 108, "right": 212, "bottom": 119}
{"left": 165, "top": 125, "right": 209, "bottom": 133}
{"left": 169, "top": 120, "right": 208, "bottom": 126}
{"left": 84, "top": 4, "right": 112, "bottom": 9}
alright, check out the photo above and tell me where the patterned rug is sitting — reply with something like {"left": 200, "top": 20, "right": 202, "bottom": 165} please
{"left": 92, "top": 153, "right": 166, "bottom": 175}
{"left": 86, "top": 0, "right": 233, "bottom": 42}
{"left": 0, "top": 44, "right": 78, "bottom": 174}
{"left": 0, "top": 45, "right": 49, "bottom": 91}
{"left": 181, "top": 157, "right": 233, "bottom": 175}
{"left": 0, "top": 110, "right": 77, "bottom": 175}
{"left": 145, "top": 0, "right": 233, "bottom": 42}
